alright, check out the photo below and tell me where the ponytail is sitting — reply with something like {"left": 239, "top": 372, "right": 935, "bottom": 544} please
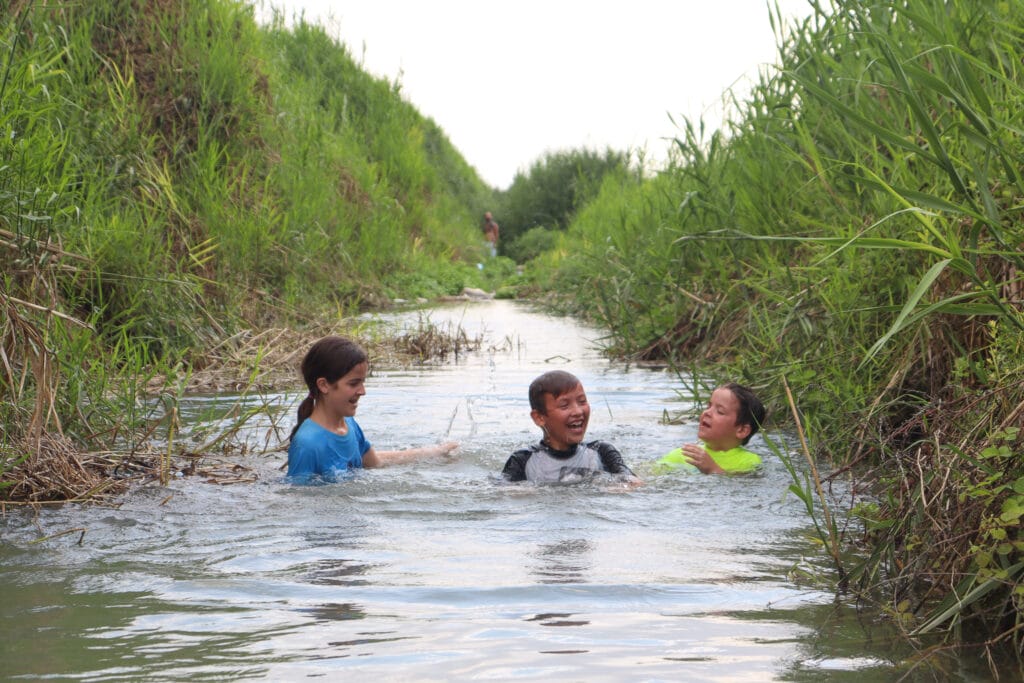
{"left": 288, "top": 394, "right": 316, "bottom": 442}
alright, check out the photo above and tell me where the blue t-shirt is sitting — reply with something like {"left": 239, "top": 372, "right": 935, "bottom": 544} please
{"left": 287, "top": 417, "right": 372, "bottom": 483}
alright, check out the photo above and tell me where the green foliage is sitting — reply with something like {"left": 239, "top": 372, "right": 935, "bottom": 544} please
{"left": 525, "top": 0, "right": 1024, "bottom": 657}
{"left": 504, "top": 225, "right": 557, "bottom": 264}
{"left": 382, "top": 259, "right": 477, "bottom": 299}
{"left": 476, "top": 256, "right": 519, "bottom": 294}
{"left": 0, "top": 0, "right": 495, "bottom": 474}
{"left": 495, "top": 147, "right": 631, "bottom": 255}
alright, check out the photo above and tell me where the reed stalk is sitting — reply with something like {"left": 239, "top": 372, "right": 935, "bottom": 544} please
{"left": 782, "top": 376, "right": 845, "bottom": 585}
{"left": 539, "top": 0, "right": 1024, "bottom": 662}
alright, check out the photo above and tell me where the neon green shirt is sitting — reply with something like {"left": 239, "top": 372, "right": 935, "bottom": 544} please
{"left": 655, "top": 443, "right": 762, "bottom": 474}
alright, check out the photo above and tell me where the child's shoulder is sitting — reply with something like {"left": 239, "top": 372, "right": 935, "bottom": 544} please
{"left": 293, "top": 418, "right": 326, "bottom": 440}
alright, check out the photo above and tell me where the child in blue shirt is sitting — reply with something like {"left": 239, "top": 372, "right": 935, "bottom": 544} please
{"left": 286, "top": 336, "right": 457, "bottom": 483}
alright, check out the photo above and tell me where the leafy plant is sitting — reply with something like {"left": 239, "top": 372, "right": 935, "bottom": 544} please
{"left": 525, "top": 0, "right": 1024, "bottom": 663}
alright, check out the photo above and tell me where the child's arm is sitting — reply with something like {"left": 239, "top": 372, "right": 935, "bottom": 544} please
{"left": 681, "top": 443, "right": 726, "bottom": 475}
{"left": 501, "top": 450, "right": 530, "bottom": 481}
{"left": 363, "top": 441, "right": 459, "bottom": 468}
{"left": 596, "top": 442, "right": 643, "bottom": 485}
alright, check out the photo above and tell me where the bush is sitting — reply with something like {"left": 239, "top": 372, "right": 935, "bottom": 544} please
{"left": 505, "top": 226, "right": 558, "bottom": 264}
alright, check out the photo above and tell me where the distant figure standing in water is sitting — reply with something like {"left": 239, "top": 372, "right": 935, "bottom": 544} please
{"left": 286, "top": 336, "right": 458, "bottom": 483}
{"left": 482, "top": 211, "right": 500, "bottom": 257}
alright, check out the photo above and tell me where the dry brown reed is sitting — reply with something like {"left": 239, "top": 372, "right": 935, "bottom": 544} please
{"left": 152, "top": 319, "right": 484, "bottom": 394}
{"left": 847, "top": 376, "right": 1024, "bottom": 649}
{"left": 1, "top": 435, "right": 131, "bottom": 506}
{"left": 147, "top": 327, "right": 318, "bottom": 394}
{"left": 391, "top": 320, "right": 484, "bottom": 363}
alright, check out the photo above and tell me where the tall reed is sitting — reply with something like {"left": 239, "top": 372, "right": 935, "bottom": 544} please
{"left": 540, "top": 0, "right": 1024, "bottom": 661}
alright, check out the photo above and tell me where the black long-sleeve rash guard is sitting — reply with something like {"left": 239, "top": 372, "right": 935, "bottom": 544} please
{"left": 501, "top": 440, "right": 634, "bottom": 483}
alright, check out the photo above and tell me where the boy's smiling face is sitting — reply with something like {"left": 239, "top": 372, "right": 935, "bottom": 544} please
{"left": 531, "top": 383, "right": 590, "bottom": 451}
{"left": 697, "top": 386, "right": 752, "bottom": 451}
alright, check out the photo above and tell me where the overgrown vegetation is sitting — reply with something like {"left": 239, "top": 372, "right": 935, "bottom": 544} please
{"left": 493, "top": 147, "right": 633, "bottom": 263}
{"left": 0, "top": 0, "right": 495, "bottom": 499}
{"left": 534, "top": 0, "right": 1024, "bottom": 666}
{"left": 5, "top": 0, "right": 1023, "bottom": 666}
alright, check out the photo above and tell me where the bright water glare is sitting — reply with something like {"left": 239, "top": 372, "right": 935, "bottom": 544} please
{"left": 2, "top": 301, "right": 966, "bottom": 681}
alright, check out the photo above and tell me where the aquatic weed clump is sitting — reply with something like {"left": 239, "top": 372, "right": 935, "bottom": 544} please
{"left": 0, "top": 435, "right": 134, "bottom": 505}
{"left": 389, "top": 314, "right": 484, "bottom": 364}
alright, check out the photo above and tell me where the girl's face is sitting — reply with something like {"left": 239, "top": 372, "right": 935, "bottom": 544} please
{"left": 697, "top": 387, "right": 751, "bottom": 451}
{"left": 531, "top": 383, "right": 591, "bottom": 451}
{"left": 316, "top": 362, "right": 368, "bottom": 420}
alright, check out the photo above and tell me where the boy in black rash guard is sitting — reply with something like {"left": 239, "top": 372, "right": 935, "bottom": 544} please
{"left": 502, "top": 370, "right": 639, "bottom": 485}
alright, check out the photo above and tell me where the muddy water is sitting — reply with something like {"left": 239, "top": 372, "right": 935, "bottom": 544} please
{"left": 0, "top": 301, "right": 985, "bottom": 681}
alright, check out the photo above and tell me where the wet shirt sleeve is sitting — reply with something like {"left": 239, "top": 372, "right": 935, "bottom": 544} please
{"left": 596, "top": 441, "right": 634, "bottom": 476}
{"left": 349, "top": 418, "right": 372, "bottom": 458}
{"left": 501, "top": 449, "right": 531, "bottom": 481}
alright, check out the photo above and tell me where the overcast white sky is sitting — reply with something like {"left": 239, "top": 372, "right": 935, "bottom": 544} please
{"left": 256, "top": 1, "right": 813, "bottom": 189}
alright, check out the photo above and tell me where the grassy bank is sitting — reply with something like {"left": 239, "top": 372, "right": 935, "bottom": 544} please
{"left": 1, "top": 0, "right": 498, "bottom": 498}
{"left": 536, "top": 0, "right": 1024, "bottom": 664}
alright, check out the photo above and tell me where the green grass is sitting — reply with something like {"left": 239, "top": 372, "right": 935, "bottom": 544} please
{"left": 1, "top": 0, "right": 495, "bottom": 481}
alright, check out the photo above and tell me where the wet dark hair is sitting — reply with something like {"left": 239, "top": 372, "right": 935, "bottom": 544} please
{"left": 723, "top": 382, "right": 766, "bottom": 445}
{"left": 529, "top": 370, "right": 582, "bottom": 414}
{"left": 288, "top": 336, "right": 368, "bottom": 441}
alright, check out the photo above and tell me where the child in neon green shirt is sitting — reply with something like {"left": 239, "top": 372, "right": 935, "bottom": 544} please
{"left": 656, "top": 383, "right": 766, "bottom": 475}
